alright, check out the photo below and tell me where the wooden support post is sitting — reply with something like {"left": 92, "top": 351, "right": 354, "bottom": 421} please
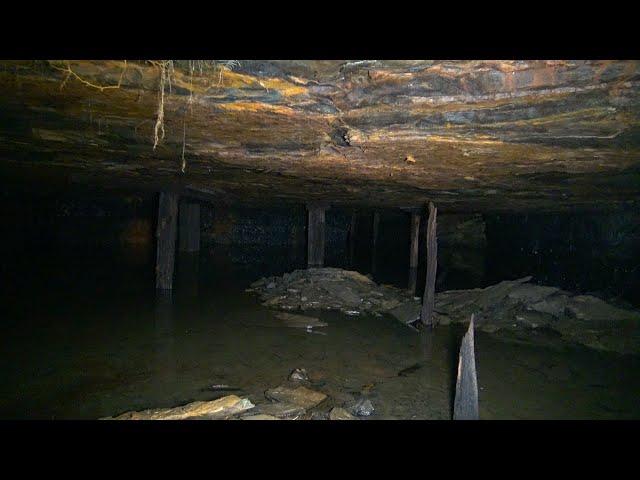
{"left": 420, "top": 202, "right": 437, "bottom": 326}
{"left": 348, "top": 210, "right": 357, "bottom": 268}
{"left": 453, "top": 314, "right": 479, "bottom": 420}
{"left": 155, "top": 192, "right": 179, "bottom": 291}
{"left": 371, "top": 211, "right": 380, "bottom": 274}
{"left": 307, "top": 204, "right": 327, "bottom": 267}
{"left": 408, "top": 212, "right": 421, "bottom": 294}
{"left": 178, "top": 201, "right": 200, "bottom": 253}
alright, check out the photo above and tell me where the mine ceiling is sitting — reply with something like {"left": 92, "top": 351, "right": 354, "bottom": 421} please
{"left": 1, "top": 60, "right": 639, "bottom": 212}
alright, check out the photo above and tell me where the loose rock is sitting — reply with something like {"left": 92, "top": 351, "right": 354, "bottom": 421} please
{"left": 104, "top": 395, "right": 255, "bottom": 420}
{"left": 289, "top": 368, "right": 309, "bottom": 382}
{"left": 310, "top": 411, "right": 330, "bottom": 420}
{"left": 265, "top": 385, "right": 327, "bottom": 409}
{"left": 251, "top": 267, "right": 414, "bottom": 316}
{"left": 351, "top": 398, "right": 375, "bottom": 417}
{"left": 242, "top": 414, "right": 279, "bottom": 420}
{"left": 254, "top": 402, "right": 306, "bottom": 419}
{"left": 329, "top": 407, "right": 357, "bottom": 420}
{"left": 251, "top": 268, "right": 640, "bottom": 354}
{"left": 435, "top": 278, "right": 640, "bottom": 354}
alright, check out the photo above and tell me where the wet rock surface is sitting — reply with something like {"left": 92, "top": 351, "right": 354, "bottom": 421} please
{"left": 104, "top": 395, "right": 255, "bottom": 420}
{"left": 241, "top": 414, "right": 279, "bottom": 420}
{"left": 350, "top": 398, "right": 375, "bottom": 417}
{"left": 289, "top": 368, "right": 309, "bottom": 382}
{"left": 104, "top": 372, "right": 352, "bottom": 420}
{"left": 329, "top": 407, "right": 356, "bottom": 420}
{"left": 264, "top": 385, "right": 328, "bottom": 410}
{"left": 249, "top": 402, "right": 306, "bottom": 419}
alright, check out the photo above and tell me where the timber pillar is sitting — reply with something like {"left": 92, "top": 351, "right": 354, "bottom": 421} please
{"left": 155, "top": 192, "right": 179, "bottom": 291}
{"left": 307, "top": 204, "right": 328, "bottom": 267}
{"left": 371, "top": 211, "right": 380, "bottom": 275}
{"left": 408, "top": 211, "right": 421, "bottom": 295}
{"left": 420, "top": 202, "right": 438, "bottom": 326}
{"left": 348, "top": 210, "right": 357, "bottom": 268}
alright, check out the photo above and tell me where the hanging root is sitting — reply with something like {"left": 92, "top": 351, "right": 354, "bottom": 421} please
{"left": 216, "top": 60, "right": 241, "bottom": 88}
{"left": 53, "top": 59, "right": 240, "bottom": 164}
{"left": 152, "top": 61, "right": 172, "bottom": 150}
{"left": 53, "top": 60, "right": 128, "bottom": 92}
{"left": 181, "top": 112, "right": 187, "bottom": 173}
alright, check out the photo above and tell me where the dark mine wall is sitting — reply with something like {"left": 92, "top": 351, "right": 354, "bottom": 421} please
{"left": 200, "top": 205, "right": 351, "bottom": 272}
{"left": 484, "top": 211, "right": 640, "bottom": 307}
{"left": 2, "top": 187, "right": 639, "bottom": 307}
{"left": 0, "top": 190, "right": 156, "bottom": 251}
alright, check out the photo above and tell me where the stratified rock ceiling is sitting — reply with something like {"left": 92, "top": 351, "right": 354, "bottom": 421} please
{"left": 1, "top": 60, "right": 639, "bottom": 212}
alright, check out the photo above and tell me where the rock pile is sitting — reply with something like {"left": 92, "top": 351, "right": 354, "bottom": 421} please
{"left": 104, "top": 395, "right": 255, "bottom": 420}
{"left": 104, "top": 368, "right": 368, "bottom": 421}
{"left": 248, "top": 268, "right": 640, "bottom": 354}
{"left": 247, "top": 267, "right": 417, "bottom": 317}
{"left": 434, "top": 276, "right": 640, "bottom": 354}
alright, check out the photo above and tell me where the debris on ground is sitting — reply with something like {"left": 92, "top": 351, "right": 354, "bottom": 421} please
{"left": 247, "top": 402, "right": 305, "bottom": 419}
{"left": 350, "top": 398, "right": 375, "bottom": 417}
{"left": 104, "top": 368, "right": 372, "bottom": 421}
{"left": 310, "top": 411, "right": 330, "bottom": 420}
{"left": 264, "top": 385, "right": 328, "bottom": 409}
{"left": 435, "top": 276, "right": 640, "bottom": 354}
{"left": 241, "top": 414, "right": 279, "bottom": 420}
{"left": 249, "top": 268, "right": 640, "bottom": 354}
{"left": 248, "top": 267, "right": 417, "bottom": 317}
{"left": 103, "top": 395, "right": 255, "bottom": 420}
{"left": 289, "top": 368, "right": 309, "bottom": 382}
{"left": 329, "top": 407, "right": 357, "bottom": 420}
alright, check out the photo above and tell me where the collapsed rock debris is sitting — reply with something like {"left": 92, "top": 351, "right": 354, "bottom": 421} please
{"left": 247, "top": 267, "right": 418, "bottom": 318}
{"left": 104, "top": 368, "right": 369, "bottom": 421}
{"left": 248, "top": 268, "right": 640, "bottom": 354}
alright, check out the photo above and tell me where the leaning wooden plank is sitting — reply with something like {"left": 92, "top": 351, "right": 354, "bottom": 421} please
{"left": 420, "top": 202, "right": 437, "bottom": 326}
{"left": 453, "top": 314, "right": 479, "bottom": 420}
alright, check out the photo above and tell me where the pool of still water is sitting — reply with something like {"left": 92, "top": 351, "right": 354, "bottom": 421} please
{"left": 1, "top": 243, "right": 639, "bottom": 420}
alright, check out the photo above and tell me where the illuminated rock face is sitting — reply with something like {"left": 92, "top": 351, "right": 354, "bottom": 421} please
{"left": 1, "top": 60, "right": 639, "bottom": 212}
{"left": 105, "top": 395, "right": 255, "bottom": 420}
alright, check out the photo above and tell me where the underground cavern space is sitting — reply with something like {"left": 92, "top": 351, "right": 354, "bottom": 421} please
{"left": 1, "top": 60, "right": 640, "bottom": 420}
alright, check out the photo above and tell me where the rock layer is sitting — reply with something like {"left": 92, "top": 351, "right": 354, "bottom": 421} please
{"left": 1, "top": 60, "right": 639, "bottom": 212}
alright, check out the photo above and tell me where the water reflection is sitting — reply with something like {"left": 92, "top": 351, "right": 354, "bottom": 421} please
{"left": 176, "top": 253, "right": 199, "bottom": 299}
{"left": 154, "top": 291, "right": 176, "bottom": 388}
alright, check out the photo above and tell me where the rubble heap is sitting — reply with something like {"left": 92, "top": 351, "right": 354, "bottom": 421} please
{"left": 249, "top": 268, "right": 640, "bottom": 354}
{"left": 435, "top": 276, "right": 640, "bottom": 354}
{"left": 247, "top": 268, "right": 418, "bottom": 317}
